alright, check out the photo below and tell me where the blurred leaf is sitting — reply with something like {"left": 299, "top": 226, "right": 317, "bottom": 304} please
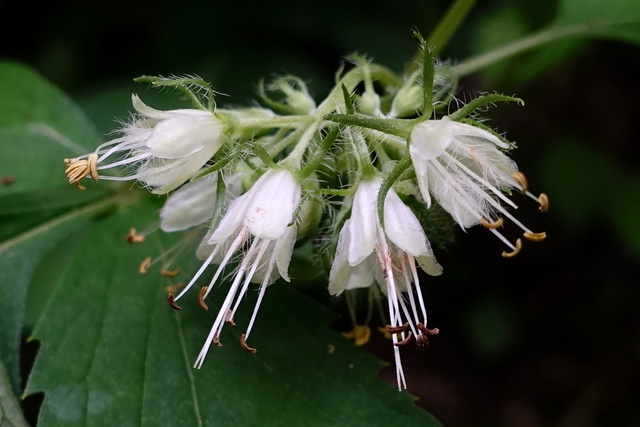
{"left": 0, "top": 361, "right": 29, "bottom": 427}
{"left": 25, "top": 200, "right": 440, "bottom": 426}
{"left": 557, "top": 0, "right": 640, "bottom": 44}
{"left": 0, "top": 62, "right": 118, "bottom": 394}
{"left": 455, "top": 0, "right": 640, "bottom": 76}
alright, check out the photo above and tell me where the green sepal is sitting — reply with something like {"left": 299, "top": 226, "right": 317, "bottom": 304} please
{"left": 325, "top": 113, "right": 414, "bottom": 139}
{"left": 377, "top": 153, "right": 414, "bottom": 228}
{"left": 341, "top": 84, "right": 356, "bottom": 114}
{"left": 257, "top": 79, "right": 300, "bottom": 116}
{"left": 299, "top": 126, "right": 339, "bottom": 179}
{"left": 458, "top": 117, "right": 517, "bottom": 149}
{"left": 134, "top": 74, "right": 213, "bottom": 111}
{"left": 449, "top": 93, "right": 524, "bottom": 121}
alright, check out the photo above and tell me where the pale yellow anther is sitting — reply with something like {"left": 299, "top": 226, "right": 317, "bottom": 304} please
{"left": 139, "top": 257, "right": 152, "bottom": 274}
{"left": 538, "top": 193, "right": 549, "bottom": 212}
{"left": 126, "top": 228, "right": 145, "bottom": 244}
{"left": 511, "top": 171, "right": 528, "bottom": 193}
{"left": 524, "top": 231, "right": 547, "bottom": 242}
{"left": 342, "top": 325, "right": 372, "bottom": 346}
{"left": 240, "top": 334, "right": 257, "bottom": 353}
{"left": 64, "top": 155, "right": 99, "bottom": 190}
{"left": 198, "top": 286, "right": 209, "bottom": 311}
{"left": 165, "top": 282, "right": 185, "bottom": 294}
{"left": 501, "top": 238, "right": 523, "bottom": 258}
{"left": 160, "top": 268, "right": 180, "bottom": 278}
{"left": 481, "top": 217, "right": 504, "bottom": 229}
{"left": 87, "top": 153, "right": 99, "bottom": 181}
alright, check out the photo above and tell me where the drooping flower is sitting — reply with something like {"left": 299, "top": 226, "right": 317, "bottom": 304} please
{"left": 65, "top": 94, "right": 225, "bottom": 194}
{"left": 329, "top": 177, "right": 442, "bottom": 390}
{"left": 171, "top": 168, "right": 301, "bottom": 366}
{"left": 409, "top": 116, "right": 548, "bottom": 257}
{"left": 159, "top": 171, "right": 243, "bottom": 232}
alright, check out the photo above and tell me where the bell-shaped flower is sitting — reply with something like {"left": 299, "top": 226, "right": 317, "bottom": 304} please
{"left": 171, "top": 168, "right": 301, "bottom": 366}
{"left": 65, "top": 94, "right": 225, "bottom": 194}
{"left": 409, "top": 116, "right": 548, "bottom": 257}
{"left": 328, "top": 177, "right": 442, "bottom": 390}
{"left": 159, "top": 171, "right": 243, "bottom": 233}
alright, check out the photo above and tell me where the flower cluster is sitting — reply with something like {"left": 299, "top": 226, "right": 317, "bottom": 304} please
{"left": 64, "top": 50, "right": 547, "bottom": 390}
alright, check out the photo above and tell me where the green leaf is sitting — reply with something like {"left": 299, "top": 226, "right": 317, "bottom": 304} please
{"left": 557, "top": 0, "right": 640, "bottom": 44}
{"left": 0, "top": 62, "right": 117, "bottom": 395}
{"left": 0, "top": 360, "right": 29, "bottom": 427}
{"left": 25, "top": 200, "right": 440, "bottom": 426}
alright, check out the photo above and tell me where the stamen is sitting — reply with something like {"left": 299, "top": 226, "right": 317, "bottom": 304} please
{"left": 64, "top": 154, "right": 99, "bottom": 189}
{"left": 524, "top": 231, "right": 546, "bottom": 242}
{"left": 342, "top": 325, "right": 372, "bottom": 346}
{"left": 165, "top": 282, "right": 185, "bottom": 294}
{"left": 239, "top": 334, "right": 257, "bottom": 353}
{"left": 511, "top": 171, "right": 528, "bottom": 193}
{"left": 160, "top": 268, "right": 180, "bottom": 277}
{"left": 198, "top": 286, "right": 209, "bottom": 310}
{"left": 139, "top": 257, "right": 152, "bottom": 274}
{"left": 212, "top": 332, "right": 222, "bottom": 347}
{"left": 1, "top": 176, "right": 16, "bottom": 186}
{"left": 394, "top": 331, "right": 413, "bottom": 347}
{"left": 501, "top": 238, "right": 523, "bottom": 258}
{"left": 127, "top": 228, "right": 145, "bottom": 244}
{"left": 87, "top": 153, "right": 99, "bottom": 181}
{"left": 386, "top": 323, "right": 409, "bottom": 334}
{"left": 377, "top": 326, "right": 392, "bottom": 340}
{"left": 538, "top": 193, "right": 549, "bottom": 212}
{"left": 480, "top": 217, "right": 504, "bottom": 229}
{"left": 417, "top": 323, "right": 439, "bottom": 335}
{"left": 167, "top": 293, "right": 182, "bottom": 310}
{"left": 416, "top": 334, "right": 429, "bottom": 348}
{"left": 225, "top": 310, "right": 236, "bottom": 326}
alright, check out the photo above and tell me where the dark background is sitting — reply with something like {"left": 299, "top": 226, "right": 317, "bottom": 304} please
{"left": 2, "top": 0, "right": 639, "bottom": 425}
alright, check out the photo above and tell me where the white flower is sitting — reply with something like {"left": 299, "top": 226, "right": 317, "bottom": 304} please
{"left": 159, "top": 171, "right": 243, "bottom": 232}
{"left": 328, "top": 177, "right": 442, "bottom": 390}
{"left": 172, "top": 168, "right": 301, "bottom": 366}
{"left": 66, "top": 95, "right": 225, "bottom": 194}
{"left": 409, "top": 116, "right": 547, "bottom": 256}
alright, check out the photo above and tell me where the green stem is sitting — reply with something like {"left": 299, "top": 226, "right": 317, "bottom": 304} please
{"left": 377, "top": 153, "right": 413, "bottom": 228}
{"left": 283, "top": 64, "right": 400, "bottom": 169}
{"left": 427, "top": 0, "right": 478, "bottom": 55}
{"left": 232, "top": 115, "right": 314, "bottom": 129}
{"left": 452, "top": 23, "right": 589, "bottom": 77}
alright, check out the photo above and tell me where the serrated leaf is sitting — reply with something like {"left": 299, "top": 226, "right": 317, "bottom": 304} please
{"left": 25, "top": 200, "right": 440, "bottom": 426}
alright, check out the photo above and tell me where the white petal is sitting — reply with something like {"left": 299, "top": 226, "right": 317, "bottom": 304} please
{"left": 244, "top": 169, "right": 301, "bottom": 240}
{"left": 347, "top": 178, "right": 382, "bottom": 265}
{"left": 208, "top": 193, "right": 252, "bottom": 243}
{"left": 274, "top": 225, "right": 297, "bottom": 282}
{"left": 417, "top": 254, "right": 443, "bottom": 276}
{"left": 132, "top": 94, "right": 173, "bottom": 120}
{"left": 329, "top": 221, "right": 376, "bottom": 295}
{"left": 147, "top": 115, "right": 223, "bottom": 159}
{"left": 409, "top": 117, "right": 456, "bottom": 161}
{"left": 383, "top": 189, "right": 429, "bottom": 257}
{"left": 449, "top": 119, "right": 510, "bottom": 149}
{"left": 159, "top": 174, "right": 217, "bottom": 232}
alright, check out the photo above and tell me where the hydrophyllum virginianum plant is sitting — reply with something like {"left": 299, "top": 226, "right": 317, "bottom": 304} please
{"left": 63, "top": 41, "right": 548, "bottom": 391}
